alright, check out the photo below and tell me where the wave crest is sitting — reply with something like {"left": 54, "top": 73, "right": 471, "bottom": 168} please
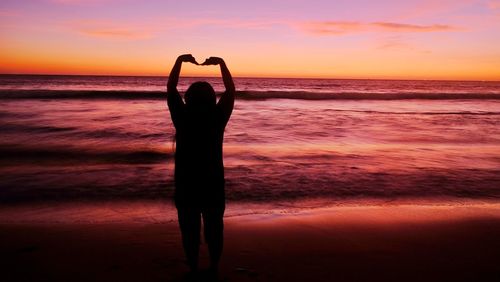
{"left": 1, "top": 90, "right": 499, "bottom": 100}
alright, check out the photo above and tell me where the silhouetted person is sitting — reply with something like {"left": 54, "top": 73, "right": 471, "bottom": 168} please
{"left": 167, "top": 54, "right": 235, "bottom": 275}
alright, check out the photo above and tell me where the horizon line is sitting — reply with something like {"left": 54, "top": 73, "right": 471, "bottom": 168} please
{"left": 0, "top": 73, "right": 499, "bottom": 83}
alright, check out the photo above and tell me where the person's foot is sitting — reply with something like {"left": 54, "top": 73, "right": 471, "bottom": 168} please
{"left": 202, "top": 267, "right": 220, "bottom": 282}
{"left": 185, "top": 259, "right": 199, "bottom": 273}
{"left": 181, "top": 270, "right": 199, "bottom": 282}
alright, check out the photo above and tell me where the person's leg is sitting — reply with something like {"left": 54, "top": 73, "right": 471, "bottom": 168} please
{"left": 177, "top": 206, "right": 201, "bottom": 272}
{"left": 202, "top": 205, "right": 225, "bottom": 270}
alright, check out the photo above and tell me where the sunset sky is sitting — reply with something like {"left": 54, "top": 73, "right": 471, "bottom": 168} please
{"left": 1, "top": 0, "right": 499, "bottom": 80}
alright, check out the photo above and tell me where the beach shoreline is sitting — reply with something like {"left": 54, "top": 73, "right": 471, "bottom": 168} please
{"left": 2, "top": 203, "right": 500, "bottom": 281}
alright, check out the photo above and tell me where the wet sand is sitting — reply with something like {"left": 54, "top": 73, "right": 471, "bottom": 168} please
{"left": 1, "top": 204, "right": 500, "bottom": 281}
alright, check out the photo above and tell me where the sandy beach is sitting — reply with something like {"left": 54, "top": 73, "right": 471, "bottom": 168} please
{"left": 2, "top": 203, "right": 500, "bottom": 281}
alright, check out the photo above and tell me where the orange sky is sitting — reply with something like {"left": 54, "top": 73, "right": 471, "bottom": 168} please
{"left": 1, "top": 0, "right": 499, "bottom": 80}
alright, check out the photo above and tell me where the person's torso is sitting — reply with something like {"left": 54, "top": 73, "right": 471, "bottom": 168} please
{"left": 174, "top": 107, "right": 225, "bottom": 186}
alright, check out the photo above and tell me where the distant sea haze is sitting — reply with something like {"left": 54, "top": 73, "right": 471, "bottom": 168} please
{"left": 0, "top": 75, "right": 499, "bottom": 204}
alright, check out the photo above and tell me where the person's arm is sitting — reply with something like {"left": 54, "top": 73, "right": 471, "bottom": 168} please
{"left": 167, "top": 54, "right": 198, "bottom": 93}
{"left": 167, "top": 54, "right": 198, "bottom": 126}
{"left": 202, "top": 57, "right": 235, "bottom": 122}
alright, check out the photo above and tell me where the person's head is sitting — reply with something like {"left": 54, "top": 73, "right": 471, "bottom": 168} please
{"left": 184, "top": 81, "right": 216, "bottom": 108}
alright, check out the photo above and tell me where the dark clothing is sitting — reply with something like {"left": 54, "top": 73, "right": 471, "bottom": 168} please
{"left": 177, "top": 205, "right": 225, "bottom": 270}
{"left": 167, "top": 88, "right": 233, "bottom": 208}
{"left": 167, "top": 87, "right": 233, "bottom": 270}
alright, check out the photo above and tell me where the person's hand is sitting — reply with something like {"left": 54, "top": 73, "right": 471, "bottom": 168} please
{"left": 177, "top": 54, "right": 198, "bottom": 65}
{"left": 201, "top": 57, "right": 224, "bottom": 66}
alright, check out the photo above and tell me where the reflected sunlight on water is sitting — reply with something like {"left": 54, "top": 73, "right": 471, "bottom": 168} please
{"left": 1, "top": 75, "right": 499, "bottom": 204}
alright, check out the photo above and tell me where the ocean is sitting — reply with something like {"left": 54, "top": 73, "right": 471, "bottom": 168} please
{"left": 1, "top": 74, "right": 499, "bottom": 207}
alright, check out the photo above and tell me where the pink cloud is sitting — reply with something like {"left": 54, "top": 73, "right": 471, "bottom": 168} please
{"left": 67, "top": 17, "right": 281, "bottom": 40}
{"left": 377, "top": 37, "right": 412, "bottom": 50}
{"left": 375, "top": 36, "right": 432, "bottom": 54}
{"left": 302, "top": 21, "right": 459, "bottom": 35}
{"left": 488, "top": 0, "right": 500, "bottom": 9}
{"left": 155, "top": 18, "right": 281, "bottom": 30}
{"left": 372, "top": 22, "right": 457, "bottom": 32}
{"left": 69, "top": 20, "right": 153, "bottom": 39}
{"left": 49, "top": 0, "right": 114, "bottom": 4}
{"left": 79, "top": 28, "right": 151, "bottom": 39}
{"left": 0, "top": 8, "right": 21, "bottom": 17}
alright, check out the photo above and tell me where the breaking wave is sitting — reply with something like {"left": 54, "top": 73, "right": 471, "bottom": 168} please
{"left": 1, "top": 89, "right": 500, "bottom": 100}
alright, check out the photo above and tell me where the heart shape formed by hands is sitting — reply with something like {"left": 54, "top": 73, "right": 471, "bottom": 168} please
{"left": 200, "top": 57, "right": 224, "bottom": 66}
{"left": 178, "top": 54, "right": 224, "bottom": 66}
